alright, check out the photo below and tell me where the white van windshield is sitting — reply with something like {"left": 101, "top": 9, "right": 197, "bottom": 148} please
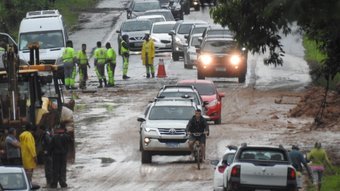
{"left": 19, "top": 31, "right": 64, "bottom": 50}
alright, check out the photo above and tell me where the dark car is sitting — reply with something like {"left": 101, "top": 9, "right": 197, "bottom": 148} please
{"left": 126, "top": 0, "right": 161, "bottom": 19}
{"left": 168, "top": 0, "right": 184, "bottom": 20}
{"left": 116, "top": 19, "right": 152, "bottom": 53}
{"left": 142, "top": 9, "right": 175, "bottom": 21}
{"left": 196, "top": 36, "right": 248, "bottom": 83}
{"left": 201, "top": 25, "right": 231, "bottom": 40}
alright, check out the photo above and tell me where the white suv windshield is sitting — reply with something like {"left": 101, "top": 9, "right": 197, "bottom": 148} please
{"left": 0, "top": 173, "right": 28, "bottom": 190}
{"left": 159, "top": 92, "right": 200, "bottom": 105}
{"left": 149, "top": 106, "right": 194, "bottom": 120}
{"left": 19, "top": 31, "right": 64, "bottom": 50}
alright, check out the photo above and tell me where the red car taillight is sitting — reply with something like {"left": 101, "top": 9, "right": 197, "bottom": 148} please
{"left": 231, "top": 165, "right": 240, "bottom": 177}
{"left": 218, "top": 165, "right": 227, "bottom": 173}
{"left": 287, "top": 167, "right": 296, "bottom": 180}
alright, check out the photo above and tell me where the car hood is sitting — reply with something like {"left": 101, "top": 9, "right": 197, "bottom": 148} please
{"left": 146, "top": 120, "right": 188, "bottom": 129}
{"left": 201, "top": 94, "right": 217, "bottom": 102}
{"left": 152, "top": 33, "right": 172, "bottom": 41}
{"left": 19, "top": 48, "right": 64, "bottom": 62}
{"left": 122, "top": 31, "right": 149, "bottom": 39}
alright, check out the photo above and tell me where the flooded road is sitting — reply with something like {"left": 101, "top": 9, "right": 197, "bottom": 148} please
{"left": 32, "top": 1, "right": 340, "bottom": 191}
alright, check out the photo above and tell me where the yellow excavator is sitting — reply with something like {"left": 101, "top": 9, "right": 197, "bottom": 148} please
{"left": 0, "top": 39, "right": 75, "bottom": 163}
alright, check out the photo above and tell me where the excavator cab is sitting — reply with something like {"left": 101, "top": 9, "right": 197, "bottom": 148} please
{"left": 0, "top": 41, "right": 74, "bottom": 163}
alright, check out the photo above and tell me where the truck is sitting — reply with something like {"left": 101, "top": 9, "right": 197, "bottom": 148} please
{"left": 0, "top": 42, "right": 74, "bottom": 163}
{"left": 17, "top": 10, "right": 68, "bottom": 79}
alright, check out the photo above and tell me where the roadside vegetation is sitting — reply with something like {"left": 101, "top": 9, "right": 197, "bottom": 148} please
{"left": 0, "top": 0, "right": 98, "bottom": 39}
{"left": 306, "top": 166, "right": 340, "bottom": 191}
{"left": 303, "top": 37, "right": 340, "bottom": 90}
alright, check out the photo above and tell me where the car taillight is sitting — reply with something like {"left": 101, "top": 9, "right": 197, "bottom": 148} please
{"left": 231, "top": 165, "right": 240, "bottom": 177}
{"left": 287, "top": 167, "right": 296, "bottom": 180}
{"left": 218, "top": 165, "right": 227, "bottom": 173}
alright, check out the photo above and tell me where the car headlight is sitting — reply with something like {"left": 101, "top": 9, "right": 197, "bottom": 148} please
{"left": 199, "top": 54, "right": 213, "bottom": 65}
{"left": 230, "top": 54, "right": 241, "bottom": 65}
{"left": 144, "top": 127, "right": 155, "bottom": 132}
{"left": 175, "top": 36, "right": 181, "bottom": 43}
{"left": 206, "top": 99, "right": 218, "bottom": 107}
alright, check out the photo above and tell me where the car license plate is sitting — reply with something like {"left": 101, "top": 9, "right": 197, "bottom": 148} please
{"left": 215, "top": 67, "right": 226, "bottom": 72}
{"left": 134, "top": 42, "right": 143, "bottom": 46}
{"left": 166, "top": 143, "right": 179, "bottom": 148}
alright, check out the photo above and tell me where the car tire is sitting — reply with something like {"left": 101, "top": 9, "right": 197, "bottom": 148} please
{"left": 214, "top": 117, "right": 221, "bottom": 124}
{"left": 173, "top": 52, "right": 180, "bottom": 61}
{"left": 197, "top": 69, "right": 205, "bottom": 79}
{"left": 141, "top": 150, "right": 152, "bottom": 164}
{"left": 238, "top": 74, "right": 246, "bottom": 83}
{"left": 139, "top": 136, "right": 142, "bottom": 151}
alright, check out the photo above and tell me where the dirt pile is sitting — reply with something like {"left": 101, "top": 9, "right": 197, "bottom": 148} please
{"left": 289, "top": 86, "right": 340, "bottom": 129}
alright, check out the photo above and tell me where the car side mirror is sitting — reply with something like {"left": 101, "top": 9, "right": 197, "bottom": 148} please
{"left": 219, "top": 92, "right": 225, "bottom": 98}
{"left": 184, "top": 34, "right": 189, "bottom": 39}
{"left": 116, "top": 30, "right": 121, "bottom": 33}
{"left": 168, "top": 30, "right": 175, "bottom": 36}
{"left": 137, "top": 117, "right": 146, "bottom": 122}
{"left": 196, "top": 48, "right": 200, "bottom": 54}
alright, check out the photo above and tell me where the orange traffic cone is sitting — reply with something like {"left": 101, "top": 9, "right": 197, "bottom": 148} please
{"left": 157, "top": 58, "right": 167, "bottom": 78}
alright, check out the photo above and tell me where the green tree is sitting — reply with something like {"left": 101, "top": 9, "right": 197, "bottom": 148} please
{"left": 210, "top": 0, "right": 340, "bottom": 80}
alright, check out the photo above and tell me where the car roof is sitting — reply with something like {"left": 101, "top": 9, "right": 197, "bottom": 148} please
{"left": 137, "top": 15, "right": 165, "bottom": 19}
{"left": 153, "top": 21, "right": 176, "bottom": 25}
{"left": 145, "top": 9, "right": 172, "bottom": 13}
{"left": 239, "top": 144, "right": 287, "bottom": 150}
{"left": 178, "top": 79, "right": 214, "bottom": 85}
{"left": 178, "top": 20, "right": 207, "bottom": 24}
{"left": 204, "top": 37, "right": 235, "bottom": 42}
{"left": 162, "top": 88, "right": 196, "bottom": 92}
{"left": 134, "top": 0, "right": 160, "bottom": 3}
{"left": 0, "top": 166, "right": 25, "bottom": 173}
{"left": 153, "top": 99, "right": 197, "bottom": 107}
{"left": 123, "top": 18, "right": 151, "bottom": 23}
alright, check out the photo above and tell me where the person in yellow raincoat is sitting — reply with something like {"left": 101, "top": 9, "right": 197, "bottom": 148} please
{"left": 141, "top": 33, "right": 155, "bottom": 78}
{"left": 19, "top": 123, "right": 37, "bottom": 183}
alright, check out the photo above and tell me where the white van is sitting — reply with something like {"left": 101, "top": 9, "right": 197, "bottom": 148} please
{"left": 18, "top": 10, "right": 68, "bottom": 65}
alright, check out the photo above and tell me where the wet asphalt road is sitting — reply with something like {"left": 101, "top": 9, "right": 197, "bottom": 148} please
{"left": 32, "top": 0, "right": 315, "bottom": 190}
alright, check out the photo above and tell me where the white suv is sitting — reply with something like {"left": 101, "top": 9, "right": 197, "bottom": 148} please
{"left": 137, "top": 98, "right": 198, "bottom": 163}
{"left": 224, "top": 144, "right": 297, "bottom": 191}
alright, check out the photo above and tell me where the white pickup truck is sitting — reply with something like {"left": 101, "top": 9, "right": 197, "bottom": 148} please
{"left": 224, "top": 144, "right": 297, "bottom": 191}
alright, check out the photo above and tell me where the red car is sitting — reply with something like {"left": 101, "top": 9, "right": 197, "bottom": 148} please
{"left": 178, "top": 79, "right": 224, "bottom": 124}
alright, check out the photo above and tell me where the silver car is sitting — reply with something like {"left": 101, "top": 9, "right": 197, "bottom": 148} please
{"left": 126, "top": 0, "right": 161, "bottom": 19}
{"left": 0, "top": 166, "right": 40, "bottom": 191}
{"left": 137, "top": 98, "right": 198, "bottom": 163}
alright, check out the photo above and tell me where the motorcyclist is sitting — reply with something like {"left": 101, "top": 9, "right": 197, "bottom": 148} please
{"left": 186, "top": 109, "right": 209, "bottom": 160}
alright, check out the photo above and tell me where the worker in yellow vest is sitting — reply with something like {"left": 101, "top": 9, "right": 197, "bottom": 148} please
{"left": 94, "top": 41, "right": 107, "bottom": 88}
{"left": 62, "top": 40, "right": 77, "bottom": 89}
{"left": 141, "top": 33, "right": 155, "bottom": 78}
{"left": 105, "top": 42, "right": 116, "bottom": 87}
{"left": 120, "top": 35, "right": 130, "bottom": 80}
{"left": 77, "top": 44, "right": 90, "bottom": 89}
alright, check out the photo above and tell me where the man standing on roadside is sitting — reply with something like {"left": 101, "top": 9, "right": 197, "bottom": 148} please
{"left": 49, "top": 127, "right": 71, "bottom": 188}
{"left": 19, "top": 124, "right": 37, "bottom": 183}
{"left": 5, "top": 128, "right": 21, "bottom": 166}
{"left": 77, "top": 43, "right": 90, "bottom": 89}
{"left": 94, "top": 41, "right": 107, "bottom": 88}
{"left": 121, "top": 35, "right": 130, "bottom": 80}
{"left": 105, "top": 42, "right": 116, "bottom": 87}
{"left": 62, "top": 40, "right": 77, "bottom": 90}
{"left": 141, "top": 33, "right": 155, "bottom": 78}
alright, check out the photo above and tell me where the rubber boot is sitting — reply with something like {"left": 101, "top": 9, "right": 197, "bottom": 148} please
{"left": 146, "top": 73, "right": 150, "bottom": 78}
{"left": 103, "top": 79, "right": 108, "bottom": 87}
{"left": 151, "top": 73, "right": 155, "bottom": 78}
{"left": 98, "top": 79, "right": 103, "bottom": 88}
{"left": 123, "top": 75, "right": 130, "bottom": 80}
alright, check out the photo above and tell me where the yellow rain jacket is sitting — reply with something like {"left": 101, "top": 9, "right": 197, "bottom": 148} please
{"left": 141, "top": 40, "right": 155, "bottom": 65}
{"left": 19, "top": 131, "right": 37, "bottom": 169}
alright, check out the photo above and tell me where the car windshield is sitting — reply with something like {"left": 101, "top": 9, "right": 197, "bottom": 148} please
{"left": 178, "top": 24, "right": 194, "bottom": 34}
{"left": 149, "top": 106, "right": 195, "bottom": 120}
{"left": 181, "top": 83, "right": 215, "bottom": 95}
{"left": 134, "top": 2, "right": 160, "bottom": 12}
{"left": 152, "top": 24, "right": 175, "bottom": 34}
{"left": 239, "top": 148, "right": 288, "bottom": 161}
{"left": 149, "top": 17, "right": 166, "bottom": 23}
{"left": 202, "top": 40, "right": 237, "bottom": 53}
{"left": 122, "top": 21, "right": 152, "bottom": 32}
{"left": 207, "top": 29, "right": 230, "bottom": 36}
{"left": 192, "top": 27, "right": 206, "bottom": 34}
{"left": 19, "top": 30, "right": 64, "bottom": 50}
{"left": 0, "top": 172, "right": 28, "bottom": 190}
{"left": 190, "top": 37, "right": 200, "bottom": 47}
{"left": 144, "top": 11, "right": 175, "bottom": 21}
{"left": 159, "top": 92, "right": 200, "bottom": 105}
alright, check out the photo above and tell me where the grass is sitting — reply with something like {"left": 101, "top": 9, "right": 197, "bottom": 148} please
{"left": 303, "top": 37, "right": 340, "bottom": 89}
{"left": 306, "top": 166, "right": 340, "bottom": 191}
